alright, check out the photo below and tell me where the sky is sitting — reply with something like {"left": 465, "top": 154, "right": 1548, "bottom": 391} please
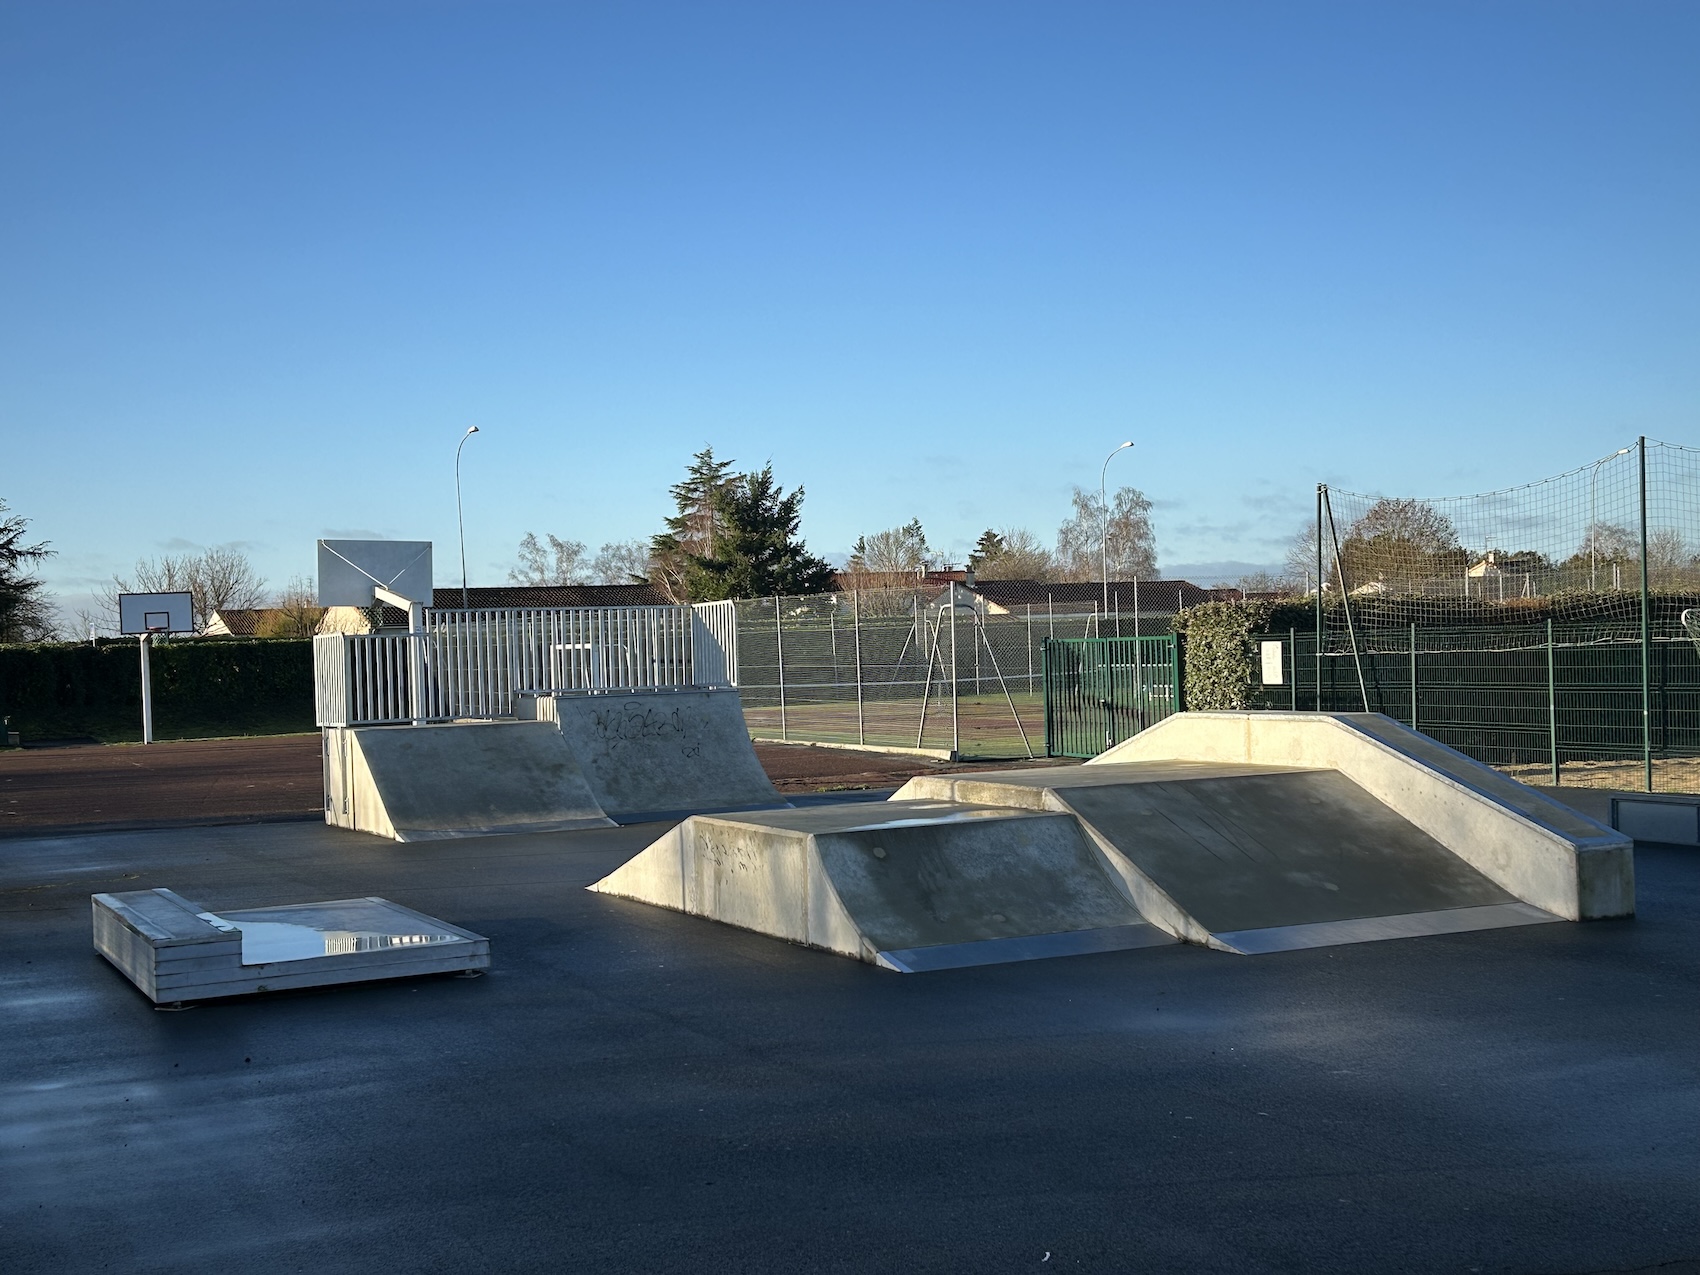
{"left": 4, "top": 0, "right": 1698, "bottom": 622}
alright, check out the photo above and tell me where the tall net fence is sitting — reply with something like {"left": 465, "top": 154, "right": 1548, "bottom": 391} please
{"left": 728, "top": 587, "right": 1111, "bottom": 759}
{"left": 1278, "top": 437, "right": 1700, "bottom": 792}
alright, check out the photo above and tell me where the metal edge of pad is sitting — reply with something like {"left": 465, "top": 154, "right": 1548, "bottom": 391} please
{"left": 874, "top": 923, "right": 1173, "bottom": 973}
{"left": 1212, "top": 902, "right": 1563, "bottom": 955}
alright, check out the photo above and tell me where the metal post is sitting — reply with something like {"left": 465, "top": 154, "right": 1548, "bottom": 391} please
{"left": 1638, "top": 436, "right": 1652, "bottom": 791}
{"left": 1026, "top": 604, "right": 1034, "bottom": 695}
{"left": 1315, "top": 485, "right": 1325, "bottom": 711}
{"left": 1290, "top": 627, "right": 1298, "bottom": 712}
{"left": 1410, "top": 623, "right": 1418, "bottom": 732}
{"left": 139, "top": 633, "right": 154, "bottom": 745}
{"left": 1547, "top": 618, "right": 1560, "bottom": 785}
{"left": 1323, "top": 488, "right": 1370, "bottom": 712}
{"left": 853, "top": 590, "right": 864, "bottom": 746}
{"left": 774, "top": 595, "right": 787, "bottom": 741}
{"left": 949, "top": 588, "right": 959, "bottom": 759}
{"left": 408, "top": 601, "right": 426, "bottom": 724}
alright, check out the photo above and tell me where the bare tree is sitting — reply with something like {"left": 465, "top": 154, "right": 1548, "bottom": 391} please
{"left": 99, "top": 546, "right": 266, "bottom": 633}
{"left": 848, "top": 519, "right": 932, "bottom": 576}
{"left": 591, "top": 539, "right": 651, "bottom": 585}
{"left": 256, "top": 574, "right": 326, "bottom": 638}
{"left": 509, "top": 533, "right": 590, "bottom": 585}
{"left": 1055, "top": 487, "right": 1155, "bottom": 582}
{"left": 969, "top": 526, "right": 1055, "bottom": 579}
{"left": 1285, "top": 521, "right": 1321, "bottom": 593}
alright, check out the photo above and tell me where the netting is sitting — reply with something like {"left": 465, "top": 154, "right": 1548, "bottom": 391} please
{"left": 727, "top": 586, "right": 1116, "bottom": 759}
{"left": 1292, "top": 438, "right": 1700, "bottom": 792}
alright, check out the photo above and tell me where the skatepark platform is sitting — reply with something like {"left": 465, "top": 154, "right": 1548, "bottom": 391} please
{"left": 93, "top": 887, "right": 490, "bottom": 1003}
{"left": 325, "top": 688, "right": 787, "bottom": 841}
{"left": 593, "top": 712, "right": 1634, "bottom": 969}
{"left": 519, "top": 687, "right": 785, "bottom": 821}
{"left": 590, "top": 800, "right": 1171, "bottom": 971}
{"left": 323, "top": 720, "right": 614, "bottom": 841}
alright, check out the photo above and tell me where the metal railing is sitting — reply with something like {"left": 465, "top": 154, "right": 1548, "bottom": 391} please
{"left": 314, "top": 605, "right": 711, "bottom": 727}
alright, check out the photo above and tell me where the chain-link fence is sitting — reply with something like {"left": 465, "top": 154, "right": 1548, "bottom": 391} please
{"left": 728, "top": 587, "right": 1114, "bottom": 759}
{"left": 1279, "top": 437, "right": 1700, "bottom": 792}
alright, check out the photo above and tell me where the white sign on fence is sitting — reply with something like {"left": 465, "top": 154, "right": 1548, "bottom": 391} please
{"left": 1260, "top": 640, "right": 1285, "bottom": 686}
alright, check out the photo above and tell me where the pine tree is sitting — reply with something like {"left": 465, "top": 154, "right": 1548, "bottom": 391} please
{"left": 650, "top": 446, "right": 737, "bottom": 603}
{"left": 683, "top": 465, "right": 835, "bottom": 601}
{"left": 967, "top": 529, "right": 1006, "bottom": 571}
{"left": 0, "top": 498, "right": 55, "bottom": 642}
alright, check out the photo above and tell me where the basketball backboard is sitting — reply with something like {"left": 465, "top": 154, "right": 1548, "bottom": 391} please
{"left": 119, "top": 592, "right": 193, "bottom": 635}
{"left": 317, "top": 540, "right": 433, "bottom": 607}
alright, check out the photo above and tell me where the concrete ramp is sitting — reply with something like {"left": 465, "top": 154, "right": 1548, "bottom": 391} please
{"left": 522, "top": 688, "right": 784, "bottom": 822}
{"left": 324, "top": 721, "right": 615, "bottom": 842}
{"left": 1094, "top": 712, "right": 1634, "bottom": 922}
{"left": 589, "top": 801, "right": 1171, "bottom": 971}
{"left": 899, "top": 712, "right": 1634, "bottom": 953}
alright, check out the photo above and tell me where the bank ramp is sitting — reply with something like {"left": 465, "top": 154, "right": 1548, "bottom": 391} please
{"left": 323, "top": 721, "right": 614, "bottom": 841}
{"left": 521, "top": 688, "right": 784, "bottom": 822}
{"left": 589, "top": 801, "right": 1171, "bottom": 971}
{"left": 898, "top": 712, "right": 1633, "bottom": 953}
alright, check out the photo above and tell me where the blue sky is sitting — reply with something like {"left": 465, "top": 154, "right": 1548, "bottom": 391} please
{"left": 5, "top": 0, "right": 1697, "bottom": 616}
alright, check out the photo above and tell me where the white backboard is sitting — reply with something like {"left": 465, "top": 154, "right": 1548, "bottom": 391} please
{"left": 120, "top": 592, "right": 194, "bottom": 635}
{"left": 316, "top": 540, "right": 433, "bottom": 607}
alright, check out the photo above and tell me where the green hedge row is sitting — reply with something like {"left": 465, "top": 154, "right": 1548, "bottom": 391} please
{"left": 0, "top": 638, "right": 316, "bottom": 744}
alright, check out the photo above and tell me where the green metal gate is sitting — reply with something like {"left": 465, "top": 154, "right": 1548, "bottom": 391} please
{"left": 1042, "top": 635, "right": 1181, "bottom": 758}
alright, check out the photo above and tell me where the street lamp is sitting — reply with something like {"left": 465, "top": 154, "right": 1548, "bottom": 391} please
{"left": 1100, "top": 442, "right": 1134, "bottom": 623}
{"left": 456, "top": 426, "right": 481, "bottom": 609}
{"left": 1589, "top": 446, "right": 1632, "bottom": 591}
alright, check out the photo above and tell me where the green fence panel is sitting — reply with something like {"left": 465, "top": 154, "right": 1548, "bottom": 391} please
{"left": 1042, "top": 635, "right": 1180, "bottom": 759}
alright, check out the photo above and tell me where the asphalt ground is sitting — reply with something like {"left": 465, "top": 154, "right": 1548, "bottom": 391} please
{"left": 2, "top": 816, "right": 1697, "bottom": 1274}
{"left": 0, "top": 735, "right": 1068, "bottom": 836}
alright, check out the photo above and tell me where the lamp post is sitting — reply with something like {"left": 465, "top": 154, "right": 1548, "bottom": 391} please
{"left": 1101, "top": 441, "right": 1138, "bottom": 743}
{"left": 455, "top": 426, "right": 481, "bottom": 609}
{"left": 1589, "top": 446, "right": 1632, "bottom": 591}
{"left": 1100, "top": 442, "right": 1133, "bottom": 621}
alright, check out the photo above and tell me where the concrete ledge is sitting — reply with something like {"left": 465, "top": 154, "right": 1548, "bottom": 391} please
{"left": 1094, "top": 712, "right": 1635, "bottom": 920}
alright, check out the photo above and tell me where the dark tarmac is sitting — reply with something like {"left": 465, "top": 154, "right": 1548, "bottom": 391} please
{"left": 2, "top": 815, "right": 1697, "bottom": 1274}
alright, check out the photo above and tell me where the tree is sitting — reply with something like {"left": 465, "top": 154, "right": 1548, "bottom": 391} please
{"left": 0, "top": 497, "right": 56, "bottom": 642}
{"left": 680, "top": 464, "right": 836, "bottom": 601}
{"left": 100, "top": 545, "right": 266, "bottom": 633}
{"left": 848, "top": 518, "right": 931, "bottom": 576}
{"left": 970, "top": 526, "right": 1055, "bottom": 579}
{"left": 591, "top": 539, "right": 652, "bottom": 585}
{"left": 1336, "top": 498, "right": 1463, "bottom": 589}
{"left": 1285, "top": 521, "right": 1322, "bottom": 593}
{"left": 650, "top": 446, "right": 738, "bottom": 603}
{"left": 1054, "top": 486, "right": 1155, "bottom": 582}
{"left": 509, "top": 533, "right": 590, "bottom": 585}
{"left": 256, "top": 574, "right": 325, "bottom": 638}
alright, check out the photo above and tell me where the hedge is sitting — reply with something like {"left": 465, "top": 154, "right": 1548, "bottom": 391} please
{"left": 0, "top": 637, "right": 316, "bottom": 744}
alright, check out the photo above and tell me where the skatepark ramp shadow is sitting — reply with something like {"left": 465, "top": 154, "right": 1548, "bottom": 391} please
{"left": 591, "top": 713, "right": 1634, "bottom": 970}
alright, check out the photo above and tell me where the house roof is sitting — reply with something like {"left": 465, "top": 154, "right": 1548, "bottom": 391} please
{"left": 204, "top": 608, "right": 278, "bottom": 636}
{"left": 367, "top": 583, "right": 673, "bottom": 627}
{"left": 960, "top": 580, "right": 1240, "bottom": 612}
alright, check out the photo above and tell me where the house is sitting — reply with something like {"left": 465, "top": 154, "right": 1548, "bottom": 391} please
{"left": 203, "top": 608, "right": 319, "bottom": 637}
{"left": 321, "top": 584, "right": 673, "bottom": 633}
{"left": 934, "top": 578, "right": 1239, "bottom": 619}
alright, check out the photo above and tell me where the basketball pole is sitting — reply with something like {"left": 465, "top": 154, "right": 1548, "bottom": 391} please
{"left": 139, "top": 633, "right": 154, "bottom": 745}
